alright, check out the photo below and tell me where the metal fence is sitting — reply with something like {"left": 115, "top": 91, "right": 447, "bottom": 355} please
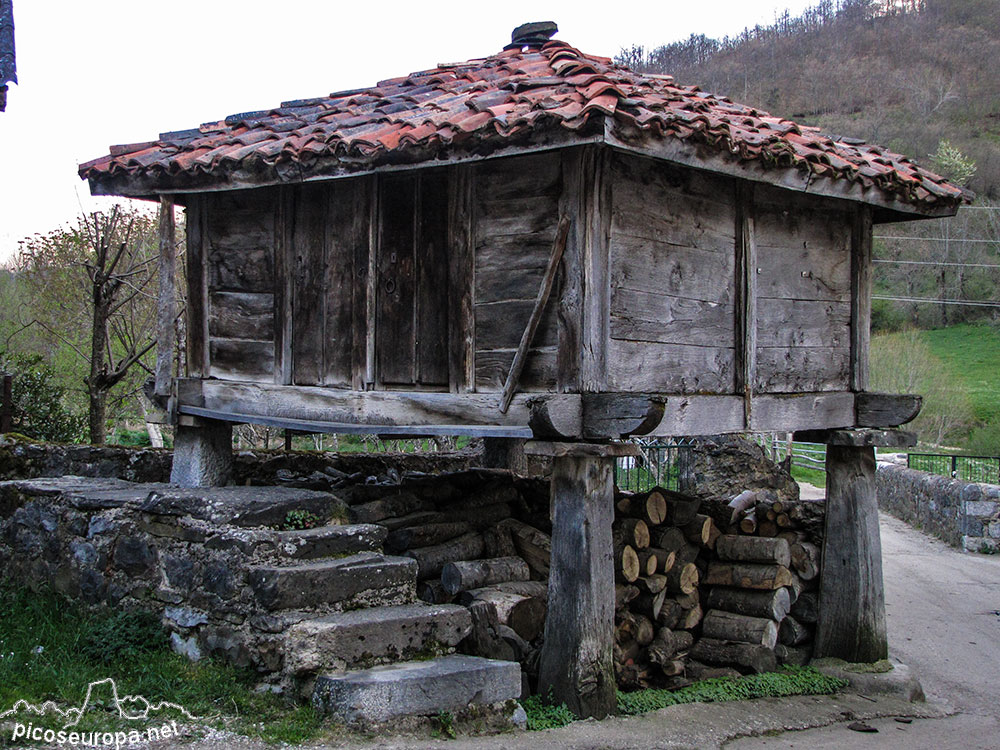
{"left": 615, "top": 439, "right": 695, "bottom": 493}
{"left": 907, "top": 452, "right": 1000, "bottom": 484}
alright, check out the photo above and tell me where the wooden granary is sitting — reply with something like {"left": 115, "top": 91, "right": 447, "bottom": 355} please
{"left": 81, "top": 22, "right": 966, "bottom": 717}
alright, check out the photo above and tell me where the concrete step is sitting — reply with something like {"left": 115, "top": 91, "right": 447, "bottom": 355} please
{"left": 248, "top": 552, "right": 416, "bottom": 611}
{"left": 284, "top": 602, "right": 472, "bottom": 675}
{"left": 311, "top": 655, "right": 521, "bottom": 723}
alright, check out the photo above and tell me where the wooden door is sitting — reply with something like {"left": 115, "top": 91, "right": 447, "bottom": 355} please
{"left": 376, "top": 171, "right": 449, "bottom": 389}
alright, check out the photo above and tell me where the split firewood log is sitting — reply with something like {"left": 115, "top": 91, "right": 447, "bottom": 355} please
{"left": 706, "top": 586, "right": 791, "bottom": 621}
{"left": 615, "top": 583, "right": 640, "bottom": 610}
{"left": 678, "top": 603, "right": 703, "bottom": 630}
{"left": 441, "top": 556, "right": 530, "bottom": 596}
{"left": 739, "top": 508, "right": 758, "bottom": 535}
{"left": 634, "top": 588, "right": 668, "bottom": 620}
{"left": 715, "top": 535, "right": 791, "bottom": 567}
{"left": 790, "top": 591, "right": 818, "bottom": 624}
{"left": 701, "top": 609, "right": 779, "bottom": 648}
{"left": 638, "top": 547, "right": 675, "bottom": 576}
{"left": 406, "top": 532, "right": 485, "bottom": 580}
{"left": 496, "top": 518, "right": 550, "bottom": 578}
{"left": 460, "top": 586, "right": 545, "bottom": 641}
{"left": 637, "top": 574, "right": 668, "bottom": 596}
{"left": 656, "top": 599, "right": 683, "bottom": 629}
{"left": 646, "top": 627, "right": 694, "bottom": 667}
{"left": 789, "top": 541, "right": 820, "bottom": 581}
{"left": 778, "top": 615, "right": 811, "bottom": 647}
{"left": 704, "top": 562, "right": 792, "bottom": 590}
{"left": 614, "top": 518, "right": 650, "bottom": 551}
{"left": 617, "top": 490, "right": 668, "bottom": 526}
{"left": 690, "top": 638, "right": 778, "bottom": 674}
{"left": 615, "top": 544, "right": 642, "bottom": 583}
{"left": 664, "top": 562, "right": 699, "bottom": 595}
{"left": 683, "top": 514, "right": 714, "bottom": 547}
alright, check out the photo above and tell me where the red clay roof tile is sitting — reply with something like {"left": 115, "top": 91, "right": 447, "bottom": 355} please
{"left": 80, "top": 39, "right": 969, "bottom": 211}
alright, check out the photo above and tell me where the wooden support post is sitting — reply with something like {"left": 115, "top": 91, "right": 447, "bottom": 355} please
{"left": 482, "top": 438, "right": 528, "bottom": 475}
{"left": 526, "top": 440, "right": 638, "bottom": 719}
{"left": 815, "top": 443, "right": 888, "bottom": 662}
{"left": 154, "top": 196, "right": 176, "bottom": 399}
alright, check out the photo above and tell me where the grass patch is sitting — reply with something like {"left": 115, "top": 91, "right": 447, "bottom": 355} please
{"left": 521, "top": 668, "right": 848, "bottom": 730}
{"left": 921, "top": 324, "right": 1000, "bottom": 426}
{"left": 0, "top": 583, "right": 323, "bottom": 745}
{"left": 790, "top": 464, "right": 826, "bottom": 488}
{"left": 616, "top": 667, "right": 848, "bottom": 715}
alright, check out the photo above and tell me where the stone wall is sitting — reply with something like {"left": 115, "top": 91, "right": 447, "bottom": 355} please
{"left": 876, "top": 462, "right": 1000, "bottom": 552}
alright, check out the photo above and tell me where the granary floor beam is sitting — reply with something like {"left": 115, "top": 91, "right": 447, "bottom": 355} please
{"left": 800, "top": 428, "right": 916, "bottom": 663}
{"left": 524, "top": 440, "right": 639, "bottom": 718}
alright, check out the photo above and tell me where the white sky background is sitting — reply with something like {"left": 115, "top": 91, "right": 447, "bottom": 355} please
{"left": 0, "top": 1, "right": 820, "bottom": 263}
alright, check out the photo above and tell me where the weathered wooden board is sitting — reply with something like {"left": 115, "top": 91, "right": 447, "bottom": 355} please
{"left": 609, "top": 235, "right": 735, "bottom": 303}
{"left": 475, "top": 347, "right": 558, "bottom": 392}
{"left": 376, "top": 174, "right": 416, "bottom": 385}
{"left": 185, "top": 196, "right": 208, "bottom": 377}
{"left": 475, "top": 236, "right": 553, "bottom": 304}
{"left": 557, "top": 148, "right": 584, "bottom": 393}
{"left": 415, "top": 171, "right": 450, "bottom": 386}
{"left": 447, "top": 165, "right": 475, "bottom": 393}
{"left": 851, "top": 206, "right": 873, "bottom": 391}
{"left": 754, "top": 346, "right": 850, "bottom": 393}
{"left": 611, "top": 289, "right": 733, "bottom": 347}
{"left": 326, "top": 177, "right": 366, "bottom": 388}
{"left": 477, "top": 299, "right": 560, "bottom": 351}
{"left": 749, "top": 392, "right": 855, "bottom": 432}
{"left": 208, "top": 339, "right": 276, "bottom": 381}
{"left": 292, "top": 184, "right": 327, "bottom": 385}
{"left": 475, "top": 151, "right": 561, "bottom": 201}
{"left": 184, "top": 378, "right": 582, "bottom": 435}
{"left": 756, "top": 299, "right": 851, "bottom": 348}
{"left": 205, "top": 190, "right": 276, "bottom": 293}
{"left": 208, "top": 292, "right": 275, "bottom": 340}
{"left": 607, "top": 339, "right": 735, "bottom": 394}
{"left": 476, "top": 195, "right": 560, "bottom": 238}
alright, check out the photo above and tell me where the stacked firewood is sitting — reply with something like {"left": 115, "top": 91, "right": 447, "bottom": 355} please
{"left": 611, "top": 487, "right": 719, "bottom": 689}
{"left": 346, "top": 472, "right": 823, "bottom": 692}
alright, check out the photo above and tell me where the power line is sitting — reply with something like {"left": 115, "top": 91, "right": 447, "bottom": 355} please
{"left": 874, "top": 259, "right": 1000, "bottom": 269}
{"left": 873, "top": 295, "right": 1000, "bottom": 309}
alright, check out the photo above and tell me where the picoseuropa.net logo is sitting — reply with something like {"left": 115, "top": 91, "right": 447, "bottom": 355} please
{"left": 0, "top": 677, "right": 198, "bottom": 748}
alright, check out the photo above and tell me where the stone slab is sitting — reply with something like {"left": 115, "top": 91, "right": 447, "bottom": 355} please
{"left": 248, "top": 552, "right": 417, "bottom": 610}
{"left": 312, "top": 655, "right": 521, "bottom": 722}
{"left": 140, "top": 486, "right": 346, "bottom": 527}
{"left": 812, "top": 658, "right": 925, "bottom": 702}
{"left": 273, "top": 524, "right": 387, "bottom": 558}
{"left": 285, "top": 602, "right": 472, "bottom": 674}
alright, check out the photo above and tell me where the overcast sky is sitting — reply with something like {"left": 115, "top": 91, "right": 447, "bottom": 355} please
{"left": 0, "top": 1, "right": 820, "bottom": 262}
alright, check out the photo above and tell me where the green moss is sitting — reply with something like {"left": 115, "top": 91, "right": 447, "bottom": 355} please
{"left": 842, "top": 659, "right": 893, "bottom": 674}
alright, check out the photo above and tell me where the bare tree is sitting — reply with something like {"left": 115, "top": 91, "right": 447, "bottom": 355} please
{"left": 15, "top": 207, "right": 160, "bottom": 444}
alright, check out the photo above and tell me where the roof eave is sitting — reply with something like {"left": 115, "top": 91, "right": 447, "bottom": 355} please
{"left": 85, "top": 121, "right": 963, "bottom": 221}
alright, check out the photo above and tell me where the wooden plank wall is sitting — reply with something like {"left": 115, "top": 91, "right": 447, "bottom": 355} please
{"left": 753, "top": 185, "right": 852, "bottom": 393}
{"left": 473, "top": 152, "right": 563, "bottom": 392}
{"left": 204, "top": 189, "right": 278, "bottom": 382}
{"left": 606, "top": 152, "right": 737, "bottom": 393}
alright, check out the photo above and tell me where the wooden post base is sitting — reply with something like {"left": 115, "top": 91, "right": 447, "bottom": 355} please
{"left": 170, "top": 418, "right": 233, "bottom": 487}
{"left": 526, "top": 441, "right": 638, "bottom": 719}
{"left": 815, "top": 443, "right": 888, "bottom": 662}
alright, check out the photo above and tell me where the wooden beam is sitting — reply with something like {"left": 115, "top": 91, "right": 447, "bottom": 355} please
{"left": 178, "top": 405, "right": 532, "bottom": 438}
{"left": 855, "top": 392, "right": 922, "bottom": 427}
{"left": 557, "top": 148, "right": 584, "bottom": 393}
{"left": 851, "top": 205, "right": 873, "bottom": 392}
{"left": 581, "top": 393, "right": 665, "bottom": 439}
{"left": 794, "top": 428, "right": 917, "bottom": 448}
{"left": 184, "top": 196, "right": 208, "bottom": 378}
{"left": 447, "top": 164, "right": 476, "bottom": 393}
{"left": 538, "top": 448, "right": 618, "bottom": 718}
{"left": 524, "top": 440, "right": 640, "bottom": 459}
{"left": 580, "top": 146, "right": 611, "bottom": 392}
{"left": 735, "top": 182, "right": 757, "bottom": 427}
{"left": 499, "top": 215, "right": 571, "bottom": 413}
{"left": 365, "top": 174, "right": 379, "bottom": 387}
{"left": 154, "top": 196, "right": 177, "bottom": 398}
{"left": 275, "top": 186, "right": 294, "bottom": 385}
{"left": 179, "top": 378, "right": 582, "bottom": 436}
{"left": 814, "top": 444, "right": 888, "bottom": 662}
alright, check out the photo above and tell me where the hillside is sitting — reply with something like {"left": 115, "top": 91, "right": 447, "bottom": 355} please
{"left": 619, "top": 0, "right": 1000, "bottom": 199}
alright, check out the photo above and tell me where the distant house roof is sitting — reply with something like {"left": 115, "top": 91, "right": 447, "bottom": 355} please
{"left": 79, "top": 31, "right": 968, "bottom": 217}
{"left": 0, "top": 0, "right": 15, "bottom": 112}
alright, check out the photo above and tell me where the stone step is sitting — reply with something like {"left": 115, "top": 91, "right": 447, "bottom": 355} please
{"left": 271, "top": 524, "right": 386, "bottom": 559}
{"left": 312, "top": 655, "right": 521, "bottom": 723}
{"left": 284, "top": 602, "right": 472, "bottom": 675}
{"left": 248, "top": 552, "right": 416, "bottom": 611}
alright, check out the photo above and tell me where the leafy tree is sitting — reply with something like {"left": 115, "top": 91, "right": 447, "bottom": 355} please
{"left": 930, "top": 140, "right": 977, "bottom": 186}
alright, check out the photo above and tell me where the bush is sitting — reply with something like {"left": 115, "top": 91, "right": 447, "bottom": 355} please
{"left": 0, "top": 353, "right": 86, "bottom": 442}
{"left": 80, "top": 608, "right": 166, "bottom": 664}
